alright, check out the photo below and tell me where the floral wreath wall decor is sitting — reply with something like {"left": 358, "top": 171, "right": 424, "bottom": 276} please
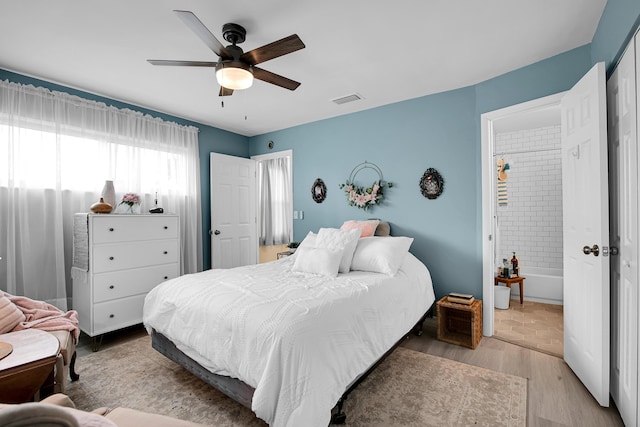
{"left": 419, "top": 168, "right": 444, "bottom": 199}
{"left": 338, "top": 161, "right": 392, "bottom": 210}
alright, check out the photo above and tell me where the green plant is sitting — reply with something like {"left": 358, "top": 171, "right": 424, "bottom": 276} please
{"left": 287, "top": 241, "right": 300, "bottom": 249}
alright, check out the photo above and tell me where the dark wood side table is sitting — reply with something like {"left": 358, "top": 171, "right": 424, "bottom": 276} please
{"left": 0, "top": 329, "right": 59, "bottom": 403}
{"left": 494, "top": 276, "right": 526, "bottom": 304}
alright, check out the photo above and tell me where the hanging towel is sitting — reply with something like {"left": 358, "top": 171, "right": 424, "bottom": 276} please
{"left": 497, "top": 159, "right": 508, "bottom": 206}
{"left": 72, "top": 213, "right": 89, "bottom": 271}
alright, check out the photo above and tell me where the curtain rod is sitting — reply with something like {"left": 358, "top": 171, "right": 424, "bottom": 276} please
{"left": 493, "top": 147, "right": 560, "bottom": 157}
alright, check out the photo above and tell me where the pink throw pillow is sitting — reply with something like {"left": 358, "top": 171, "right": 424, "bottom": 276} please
{"left": 0, "top": 295, "right": 26, "bottom": 334}
{"left": 340, "top": 220, "right": 380, "bottom": 238}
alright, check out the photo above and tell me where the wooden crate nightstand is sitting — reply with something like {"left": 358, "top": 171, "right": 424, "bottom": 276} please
{"left": 436, "top": 296, "right": 483, "bottom": 349}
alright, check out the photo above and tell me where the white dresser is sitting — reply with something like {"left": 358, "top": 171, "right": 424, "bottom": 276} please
{"left": 72, "top": 213, "right": 180, "bottom": 347}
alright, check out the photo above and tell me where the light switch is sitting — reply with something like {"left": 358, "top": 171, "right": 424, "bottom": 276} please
{"left": 293, "top": 211, "right": 299, "bottom": 220}
{"left": 299, "top": 210, "right": 304, "bottom": 220}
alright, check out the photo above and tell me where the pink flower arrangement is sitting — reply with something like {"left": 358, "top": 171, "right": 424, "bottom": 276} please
{"left": 120, "top": 192, "right": 140, "bottom": 207}
{"left": 338, "top": 180, "right": 392, "bottom": 210}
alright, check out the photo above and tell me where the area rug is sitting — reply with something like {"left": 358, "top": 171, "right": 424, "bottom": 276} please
{"left": 66, "top": 336, "right": 527, "bottom": 426}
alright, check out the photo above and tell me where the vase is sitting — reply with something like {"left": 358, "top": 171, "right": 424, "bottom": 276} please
{"left": 101, "top": 180, "right": 116, "bottom": 213}
{"left": 90, "top": 197, "right": 113, "bottom": 214}
{"left": 115, "top": 202, "right": 141, "bottom": 214}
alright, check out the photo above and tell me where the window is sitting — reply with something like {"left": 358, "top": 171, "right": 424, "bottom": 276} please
{"left": 0, "top": 80, "right": 201, "bottom": 307}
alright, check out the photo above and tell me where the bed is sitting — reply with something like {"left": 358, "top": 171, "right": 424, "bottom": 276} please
{"left": 143, "top": 223, "right": 435, "bottom": 426}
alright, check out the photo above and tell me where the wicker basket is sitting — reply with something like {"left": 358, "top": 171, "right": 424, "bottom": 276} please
{"left": 436, "top": 296, "right": 483, "bottom": 349}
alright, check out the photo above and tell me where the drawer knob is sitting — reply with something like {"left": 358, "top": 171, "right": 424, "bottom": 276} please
{"left": 164, "top": 226, "right": 168, "bottom": 230}
{"left": 164, "top": 251, "right": 168, "bottom": 255}
{"left": 109, "top": 256, "right": 114, "bottom": 261}
{"left": 109, "top": 228, "right": 114, "bottom": 232}
{"left": 109, "top": 285, "right": 114, "bottom": 289}
{"left": 109, "top": 314, "right": 114, "bottom": 318}
{"left": 164, "top": 276, "right": 168, "bottom": 280}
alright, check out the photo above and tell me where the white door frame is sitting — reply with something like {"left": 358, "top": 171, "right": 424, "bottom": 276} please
{"left": 480, "top": 93, "right": 565, "bottom": 336}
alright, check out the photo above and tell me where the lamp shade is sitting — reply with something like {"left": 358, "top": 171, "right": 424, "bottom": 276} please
{"left": 216, "top": 62, "right": 253, "bottom": 90}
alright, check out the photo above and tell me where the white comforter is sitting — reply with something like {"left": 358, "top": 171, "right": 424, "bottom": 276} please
{"left": 143, "top": 252, "right": 434, "bottom": 427}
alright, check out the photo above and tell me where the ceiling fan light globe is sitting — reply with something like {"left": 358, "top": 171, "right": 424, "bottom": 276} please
{"left": 216, "top": 65, "right": 253, "bottom": 90}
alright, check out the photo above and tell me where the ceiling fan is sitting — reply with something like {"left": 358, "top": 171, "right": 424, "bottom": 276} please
{"left": 147, "top": 10, "right": 305, "bottom": 97}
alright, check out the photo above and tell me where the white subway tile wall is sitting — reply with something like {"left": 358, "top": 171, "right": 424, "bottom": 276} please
{"left": 495, "top": 126, "right": 563, "bottom": 271}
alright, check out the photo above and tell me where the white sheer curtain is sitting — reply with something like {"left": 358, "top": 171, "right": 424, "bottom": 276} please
{"left": 258, "top": 156, "right": 292, "bottom": 246}
{"left": 0, "top": 80, "right": 202, "bottom": 309}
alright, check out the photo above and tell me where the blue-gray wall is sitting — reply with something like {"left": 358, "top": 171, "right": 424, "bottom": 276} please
{"left": 249, "top": 47, "right": 593, "bottom": 299}
{"left": 0, "top": 68, "right": 250, "bottom": 268}
{"left": 251, "top": 87, "right": 477, "bottom": 297}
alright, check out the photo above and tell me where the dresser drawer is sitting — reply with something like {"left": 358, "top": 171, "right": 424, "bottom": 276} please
{"left": 92, "top": 215, "right": 179, "bottom": 244}
{"left": 93, "top": 294, "right": 146, "bottom": 336}
{"left": 92, "top": 239, "right": 179, "bottom": 273}
{"left": 93, "top": 264, "right": 179, "bottom": 303}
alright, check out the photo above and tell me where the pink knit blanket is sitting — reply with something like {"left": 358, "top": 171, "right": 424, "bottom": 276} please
{"left": 3, "top": 292, "right": 80, "bottom": 343}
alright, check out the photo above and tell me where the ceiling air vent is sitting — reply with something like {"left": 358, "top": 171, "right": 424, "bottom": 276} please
{"left": 331, "top": 93, "right": 363, "bottom": 105}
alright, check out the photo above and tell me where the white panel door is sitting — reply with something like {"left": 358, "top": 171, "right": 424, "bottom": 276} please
{"left": 609, "top": 35, "right": 639, "bottom": 427}
{"left": 561, "top": 62, "right": 610, "bottom": 407}
{"left": 210, "top": 153, "right": 257, "bottom": 269}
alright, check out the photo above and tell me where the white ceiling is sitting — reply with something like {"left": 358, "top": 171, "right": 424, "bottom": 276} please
{"left": 0, "top": 0, "right": 606, "bottom": 137}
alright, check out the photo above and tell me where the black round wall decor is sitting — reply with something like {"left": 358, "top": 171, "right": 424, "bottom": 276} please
{"left": 311, "top": 178, "right": 327, "bottom": 203}
{"left": 419, "top": 168, "right": 444, "bottom": 199}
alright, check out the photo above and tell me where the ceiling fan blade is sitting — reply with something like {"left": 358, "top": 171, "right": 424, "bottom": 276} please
{"left": 253, "top": 67, "right": 301, "bottom": 91}
{"left": 173, "top": 10, "right": 231, "bottom": 59}
{"left": 147, "top": 60, "right": 217, "bottom": 67}
{"left": 240, "top": 34, "right": 305, "bottom": 65}
{"left": 219, "top": 86, "right": 234, "bottom": 97}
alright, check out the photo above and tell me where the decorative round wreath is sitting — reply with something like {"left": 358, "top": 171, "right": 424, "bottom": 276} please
{"left": 338, "top": 180, "right": 391, "bottom": 210}
{"left": 339, "top": 161, "right": 392, "bottom": 210}
{"left": 419, "top": 168, "right": 444, "bottom": 199}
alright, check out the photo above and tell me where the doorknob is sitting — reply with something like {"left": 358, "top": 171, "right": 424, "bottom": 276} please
{"left": 582, "top": 244, "right": 599, "bottom": 256}
{"left": 214, "top": 230, "right": 221, "bottom": 235}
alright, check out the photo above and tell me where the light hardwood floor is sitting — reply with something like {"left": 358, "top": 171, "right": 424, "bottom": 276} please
{"left": 76, "top": 319, "right": 623, "bottom": 427}
{"left": 402, "top": 318, "right": 622, "bottom": 427}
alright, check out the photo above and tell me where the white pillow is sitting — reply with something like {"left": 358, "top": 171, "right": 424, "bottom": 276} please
{"left": 292, "top": 246, "right": 342, "bottom": 277}
{"left": 351, "top": 236, "right": 414, "bottom": 275}
{"left": 298, "top": 231, "right": 317, "bottom": 249}
{"left": 316, "top": 227, "right": 362, "bottom": 273}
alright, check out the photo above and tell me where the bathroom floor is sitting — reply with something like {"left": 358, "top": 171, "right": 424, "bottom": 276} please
{"left": 493, "top": 300, "right": 563, "bottom": 358}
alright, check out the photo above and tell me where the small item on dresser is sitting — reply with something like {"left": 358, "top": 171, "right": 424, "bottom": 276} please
{"left": 101, "top": 180, "right": 116, "bottom": 209}
{"left": 448, "top": 292, "right": 475, "bottom": 305}
{"left": 89, "top": 197, "right": 113, "bottom": 214}
{"left": 149, "top": 192, "right": 164, "bottom": 213}
{"left": 115, "top": 193, "right": 141, "bottom": 214}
